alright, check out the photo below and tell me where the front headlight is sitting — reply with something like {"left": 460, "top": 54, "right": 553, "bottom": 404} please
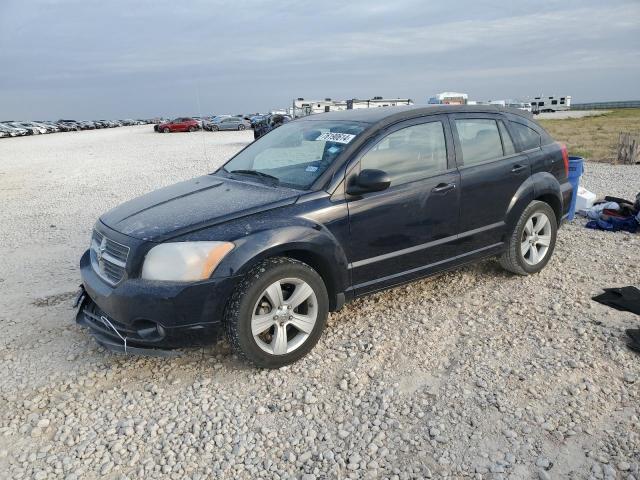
{"left": 141, "top": 241, "right": 234, "bottom": 282}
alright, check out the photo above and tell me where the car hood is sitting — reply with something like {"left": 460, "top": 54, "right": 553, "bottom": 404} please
{"left": 100, "top": 174, "right": 300, "bottom": 241}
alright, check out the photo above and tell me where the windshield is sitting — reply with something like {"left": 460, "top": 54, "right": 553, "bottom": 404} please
{"left": 220, "top": 120, "right": 367, "bottom": 189}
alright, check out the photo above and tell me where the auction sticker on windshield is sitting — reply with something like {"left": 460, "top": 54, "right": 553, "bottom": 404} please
{"left": 316, "top": 132, "right": 356, "bottom": 144}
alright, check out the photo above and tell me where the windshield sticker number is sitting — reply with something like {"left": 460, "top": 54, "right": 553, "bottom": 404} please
{"left": 316, "top": 132, "right": 356, "bottom": 144}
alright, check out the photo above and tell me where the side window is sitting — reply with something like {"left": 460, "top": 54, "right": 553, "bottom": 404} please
{"left": 510, "top": 122, "right": 541, "bottom": 151}
{"left": 454, "top": 119, "right": 504, "bottom": 165}
{"left": 498, "top": 121, "right": 516, "bottom": 155}
{"left": 360, "top": 121, "right": 447, "bottom": 186}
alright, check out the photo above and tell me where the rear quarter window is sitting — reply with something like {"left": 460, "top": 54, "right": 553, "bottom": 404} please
{"left": 510, "top": 122, "right": 541, "bottom": 151}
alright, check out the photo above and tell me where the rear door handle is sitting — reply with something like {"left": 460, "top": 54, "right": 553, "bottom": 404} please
{"left": 432, "top": 182, "right": 456, "bottom": 193}
{"left": 511, "top": 164, "right": 527, "bottom": 173}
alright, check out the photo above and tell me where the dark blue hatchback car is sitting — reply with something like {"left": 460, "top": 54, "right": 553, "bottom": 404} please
{"left": 76, "top": 105, "right": 572, "bottom": 368}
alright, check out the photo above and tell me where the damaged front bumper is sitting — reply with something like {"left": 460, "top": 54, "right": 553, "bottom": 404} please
{"left": 75, "top": 249, "right": 241, "bottom": 356}
{"left": 75, "top": 290, "right": 179, "bottom": 357}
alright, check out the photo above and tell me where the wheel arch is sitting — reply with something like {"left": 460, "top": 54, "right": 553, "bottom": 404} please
{"left": 234, "top": 245, "right": 346, "bottom": 312}
{"left": 276, "top": 248, "right": 342, "bottom": 311}
{"left": 213, "top": 226, "right": 350, "bottom": 312}
{"left": 534, "top": 192, "right": 562, "bottom": 224}
{"left": 505, "top": 172, "right": 563, "bottom": 234}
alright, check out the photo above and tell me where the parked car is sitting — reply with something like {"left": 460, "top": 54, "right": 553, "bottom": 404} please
{"left": 156, "top": 117, "right": 200, "bottom": 133}
{"left": 209, "top": 116, "right": 251, "bottom": 131}
{"left": 152, "top": 118, "right": 170, "bottom": 131}
{"left": 25, "top": 121, "right": 49, "bottom": 134}
{"left": 58, "top": 120, "right": 82, "bottom": 131}
{"left": 253, "top": 113, "right": 291, "bottom": 140}
{"left": 0, "top": 123, "right": 28, "bottom": 136}
{"left": 249, "top": 114, "right": 267, "bottom": 126}
{"left": 201, "top": 115, "right": 229, "bottom": 131}
{"left": 34, "top": 121, "right": 60, "bottom": 133}
{"left": 53, "top": 122, "right": 75, "bottom": 132}
{"left": 9, "top": 121, "right": 47, "bottom": 134}
{"left": 50, "top": 121, "right": 73, "bottom": 131}
{"left": 76, "top": 105, "right": 572, "bottom": 368}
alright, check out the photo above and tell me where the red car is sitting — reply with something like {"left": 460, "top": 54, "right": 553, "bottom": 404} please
{"left": 155, "top": 117, "right": 200, "bottom": 133}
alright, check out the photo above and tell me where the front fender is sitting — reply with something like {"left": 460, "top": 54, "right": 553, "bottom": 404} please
{"left": 211, "top": 223, "right": 350, "bottom": 309}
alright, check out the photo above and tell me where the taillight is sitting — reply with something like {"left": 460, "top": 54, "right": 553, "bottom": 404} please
{"left": 560, "top": 143, "right": 569, "bottom": 177}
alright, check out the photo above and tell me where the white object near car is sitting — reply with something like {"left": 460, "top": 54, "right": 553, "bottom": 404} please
{"left": 576, "top": 186, "right": 597, "bottom": 212}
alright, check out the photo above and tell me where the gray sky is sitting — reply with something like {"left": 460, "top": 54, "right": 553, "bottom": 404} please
{"left": 1, "top": 0, "right": 639, "bottom": 119}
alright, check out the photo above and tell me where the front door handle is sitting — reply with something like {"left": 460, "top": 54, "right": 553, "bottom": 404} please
{"left": 432, "top": 182, "right": 456, "bottom": 193}
{"left": 511, "top": 164, "right": 527, "bottom": 173}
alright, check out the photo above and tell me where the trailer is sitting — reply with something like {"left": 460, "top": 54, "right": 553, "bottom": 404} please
{"left": 531, "top": 95, "right": 571, "bottom": 114}
{"left": 428, "top": 92, "right": 468, "bottom": 105}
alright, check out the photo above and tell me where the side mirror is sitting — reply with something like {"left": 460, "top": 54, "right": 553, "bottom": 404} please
{"left": 347, "top": 169, "right": 391, "bottom": 195}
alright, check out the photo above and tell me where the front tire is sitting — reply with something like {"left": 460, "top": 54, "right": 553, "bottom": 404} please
{"left": 162, "top": 127, "right": 170, "bottom": 133}
{"left": 500, "top": 200, "right": 557, "bottom": 275}
{"left": 238, "top": 124, "right": 246, "bottom": 130}
{"left": 188, "top": 126, "right": 196, "bottom": 132}
{"left": 225, "top": 257, "right": 329, "bottom": 368}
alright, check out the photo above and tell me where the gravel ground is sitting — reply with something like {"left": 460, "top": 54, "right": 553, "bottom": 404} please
{"left": 0, "top": 126, "right": 639, "bottom": 480}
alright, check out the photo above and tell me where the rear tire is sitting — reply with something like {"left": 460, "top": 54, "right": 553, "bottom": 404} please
{"left": 224, "top": 257, "right": 328, "bottom": 368}
{"left": 499, "top": 200, "right": 557, "bottom": 275}
{"left": 238, "top": 125, "right": 246, "bottom": 130}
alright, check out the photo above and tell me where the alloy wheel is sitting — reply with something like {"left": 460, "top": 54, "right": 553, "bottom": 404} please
{"left": 251, "top": 278, "right": 318, "bottom": 355}
{"left": 521, "top": 212, "right": 552, "bottom": 265}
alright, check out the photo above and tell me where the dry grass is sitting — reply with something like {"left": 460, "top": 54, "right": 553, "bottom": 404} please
{"left": 538, "top": 109, "right": 640, "bottom": 163}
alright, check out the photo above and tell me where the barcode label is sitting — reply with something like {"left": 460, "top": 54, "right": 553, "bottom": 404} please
{"left": 316, "top": 132, "right": 356, "bottom": 144}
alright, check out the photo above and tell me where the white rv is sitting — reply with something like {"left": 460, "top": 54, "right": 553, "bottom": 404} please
{"left": 291, "top": 97, "right": 412, "bottom": 117}
{"left": 530, "top": 95, "right": 571, "bottom": 114}
{"left": 428, "top": 92, "right": 468, "bottom": 105}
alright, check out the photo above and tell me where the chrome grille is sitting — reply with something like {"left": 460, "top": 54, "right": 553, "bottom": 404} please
{"left": 90, "top": 230, "right": 130, "bottom": 285}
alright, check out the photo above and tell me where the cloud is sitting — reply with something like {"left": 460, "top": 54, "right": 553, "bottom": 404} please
{"left": 0, "top": 0, "right": 638, "bottom": 118}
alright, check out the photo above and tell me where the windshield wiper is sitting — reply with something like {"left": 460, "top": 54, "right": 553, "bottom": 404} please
{"left": 229, "top": 169, "right": 279, "bottom": 183}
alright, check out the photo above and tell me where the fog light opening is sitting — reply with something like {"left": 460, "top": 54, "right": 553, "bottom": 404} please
{"left": 135, "top": 320, "right": 166, "bottom": 340}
